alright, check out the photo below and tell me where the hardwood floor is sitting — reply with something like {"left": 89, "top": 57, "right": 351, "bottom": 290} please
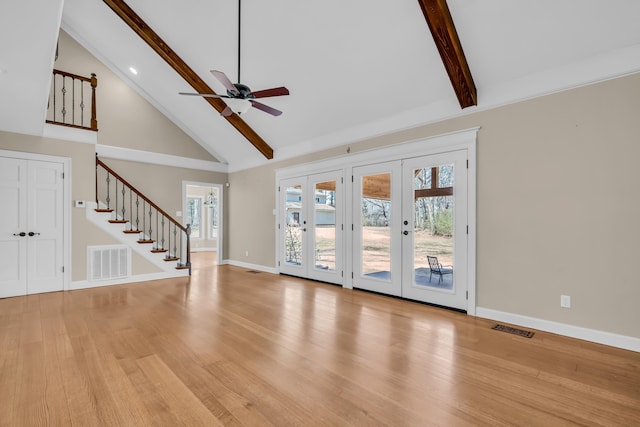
{"left": 1, "top": 252, "right": 639, "bottom": 426}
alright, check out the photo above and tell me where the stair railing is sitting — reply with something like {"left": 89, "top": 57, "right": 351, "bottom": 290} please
{"left": 95, "top": 155, "right": 191, "bottom": 274}
{"left": 46, "top": 69, "right": 98, "bottom": 131}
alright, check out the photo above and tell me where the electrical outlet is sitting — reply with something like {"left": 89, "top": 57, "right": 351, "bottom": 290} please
{"left": 245, "top": 251, "right": 249, "bottom": 257}
{"left": 560, "top": 295, "right": 571, "bottom": 308}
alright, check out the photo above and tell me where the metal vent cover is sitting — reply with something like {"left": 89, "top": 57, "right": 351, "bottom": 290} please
{"left": 87, "top": 245, "right": 130, "bottom": 281}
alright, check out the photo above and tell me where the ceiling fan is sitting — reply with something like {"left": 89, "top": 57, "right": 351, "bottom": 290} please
{"left": 179, "top": 0, "right": 289, "bottom": 117}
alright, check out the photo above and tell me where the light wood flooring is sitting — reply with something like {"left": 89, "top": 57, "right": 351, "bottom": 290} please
{"left": 1, "top": 252, "right": 639, "bottom": 426}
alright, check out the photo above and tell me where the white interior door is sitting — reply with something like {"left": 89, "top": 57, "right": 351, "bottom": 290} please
{"left": 27, "top": 160, "right": 64, "bottom": 294}
{"left": 352, "top": 161, "right": 402, "bottom": 296}
{"left": 401, "top": 151, "right": 468, "bottom": 310}
{"left": 0, "top": 157, "right": 28, "bottom": 298}
{"left": 0, "top": 157, "right": 64, "bottom": 298}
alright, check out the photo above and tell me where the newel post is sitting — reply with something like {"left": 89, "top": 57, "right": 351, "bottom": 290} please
{"left": 90, "top": 73, "right": 98, "bottom": 131}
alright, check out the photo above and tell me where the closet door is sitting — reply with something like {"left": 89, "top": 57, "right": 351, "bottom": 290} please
{"left": 26, "top": 160, "right": 65, "bottom": 295}
{"left": 0, "top": 157, "right": 64, "bottom": 298}
{"left": 0, "top": 157, "right": 28, "bottom": 297}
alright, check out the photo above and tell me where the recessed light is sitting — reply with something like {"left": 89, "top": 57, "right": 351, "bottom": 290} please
{"left": 129, "top": 67, "right": 138, "bottom": 75}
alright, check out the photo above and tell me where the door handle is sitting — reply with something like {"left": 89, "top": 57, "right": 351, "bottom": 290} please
{"left": 13, "top": 232, "right": 26, "bottom": 237}
{"left": 403, "top": 230, "right": 409, "bottom": 235}
{"left": 28, "top": 232, "right": 41, "bottom": 237}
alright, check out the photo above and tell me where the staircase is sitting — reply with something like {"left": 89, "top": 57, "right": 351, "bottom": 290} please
{"left": 90, "top": 155, "right": 191, "bottom": 276}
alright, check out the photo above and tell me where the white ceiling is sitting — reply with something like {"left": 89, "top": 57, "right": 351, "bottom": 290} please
{"left": 3, "top": 1, "right": 640, "bottom": 171}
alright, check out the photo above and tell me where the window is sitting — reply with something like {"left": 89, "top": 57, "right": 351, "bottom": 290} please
{"left": 186, "top": 196, "right": 203, "bottom": 239}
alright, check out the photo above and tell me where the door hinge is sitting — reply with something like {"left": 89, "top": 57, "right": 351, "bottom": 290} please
{"left": 341, "top": 177, "right": 343, "bottom": 184}
{"left": 62, "top": 266, "right": 65, "bottom": 273}
{"left": 278, "top": 223, "right": 280, "bottom": 229}
{"left": 341, "top": 224, "right": 343, "bottom": 231}
{"left": 351, "top": 175, "right": 354, "bottom": 183}
{"left": 278, "top": 186, "right": 280, "bottom": 192}
{"left": 62, "top": 172, "right": 65, "bottom": 179}
{"left": 341, "top": 271, "right": 343, "bottom": 277}
{"left": 351, "top": 272, "right": 354, "bottom": 279}
{"left": 466, "top": 225, "right": 469, "bottom": 234}
{"left": 466, "top": 159, "right": 469, "bottom": 169}
{"left": 466, "top": 290, "right": 468, "bottom": 300}
{"left": 278, "top": 261, "right": 280, "bottom": 267}
{"left": 352, "top": 224, "right": 354, "bottom": 231}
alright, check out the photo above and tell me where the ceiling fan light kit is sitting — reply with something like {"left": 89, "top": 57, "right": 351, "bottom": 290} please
{"left": 179, "top": 0, "right": 289, "bottom": 117}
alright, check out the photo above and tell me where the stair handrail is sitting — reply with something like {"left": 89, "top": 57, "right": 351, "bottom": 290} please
{"left": 95, "top": 155, "right": 191, "bottom": 273}
{"left": 47, "top": 68, "right": 98, "bottom": 131}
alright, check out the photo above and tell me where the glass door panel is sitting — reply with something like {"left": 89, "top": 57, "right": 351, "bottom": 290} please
{"left": 279, "top": 172, "right": 343, "bottom": 285}
{"left": 280, "top": 178, "right": 306, "bottom": 276}
{"left": 308, "top": 172, "right": 342, "bottom": 284}
{"left": 314, "top": 180, "right": 336, "bottom": 272}
{"left": 401, "top": 151, "right": 467, "bottom": 310}
{"left": 353, "top": 162, "right": 402, "bottom": 296}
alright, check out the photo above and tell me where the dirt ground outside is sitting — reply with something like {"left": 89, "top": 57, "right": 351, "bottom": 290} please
{"left": 287, "top": 226, "right": 453, "bottom": 273}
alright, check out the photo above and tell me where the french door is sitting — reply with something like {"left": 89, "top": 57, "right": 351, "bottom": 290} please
{"left": 352, "top": 161, "right": 402, "bottom": 295}
{"left": 0, "top": 157, "right": 65, "bottom": 298}
{"left": 279, "top": 171, "right": 343, "bottom": 285}
{"left": 353, "top": 150, "right": 468, "bottom": 310}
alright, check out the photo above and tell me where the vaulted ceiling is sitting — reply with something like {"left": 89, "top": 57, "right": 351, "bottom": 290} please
{"left": 3, "top": 1, "right": 640, "bottom": 172}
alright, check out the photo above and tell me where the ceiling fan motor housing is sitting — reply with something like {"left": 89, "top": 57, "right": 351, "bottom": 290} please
{"left": 230, "top": 83, "right": 254, "bottom": 99}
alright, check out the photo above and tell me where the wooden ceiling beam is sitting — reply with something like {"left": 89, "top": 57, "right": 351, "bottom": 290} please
{"left": 102, "top": 0, "right": 274, "bottom": 159}
{"left": 417, "top": 0, "right": 477, "bottom": 108}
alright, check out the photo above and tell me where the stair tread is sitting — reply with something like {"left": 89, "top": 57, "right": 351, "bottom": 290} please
{"left": 123, "top": 229, "right": 142, "bottom": 234}
{"left": 95, "top": 208, "right": 114, "bottom": 213}
{"left": 108, "top": 219, "right": 128, "bottom": 224}
{"left": 150, "top": 249, "right": 168, "bottom": 253}
{"left": 137, "top": 239, "right": 155, "bottom": 244}
{"left": 164, "top": 257, "right": 179, "bottom": 261}
{"left": 175, "top": 265, "right": 190, "bottom": 270}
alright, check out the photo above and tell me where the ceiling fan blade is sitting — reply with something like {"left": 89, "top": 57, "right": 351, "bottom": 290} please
{"left": 221, "top": 106, "right": 234, "bottom": 117}
{"left": 211, "top": 70, "right": 237, "bottom": 93}
{"left": 179, "top": 92, "right": 229, "bottom": 99}
{"left": 250, "top": 100, "right": 283, "bottom": 117}
{"left": 250, "top": 87, "right": 290, "bottom": 98}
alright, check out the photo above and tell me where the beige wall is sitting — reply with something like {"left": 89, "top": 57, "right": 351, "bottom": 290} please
{"left": 54, "top": 30, "right": 217, "bottom": 161}
{"left": 1, "top": 29, "right": 230, "bottom": 282}
{"left": 229, "top": 72, "right": 640, "bottom": 338}
{"left": 0, "top": 131, "right": 160, "bottom": 280}
{"left": 101, "top": 158, "right": 228, "bottom": 254}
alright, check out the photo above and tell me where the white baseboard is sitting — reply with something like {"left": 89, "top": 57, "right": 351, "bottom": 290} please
{"left": 70, "top": 271, "right": 188, "bottom": 291}
{"left": 476, "top": 307, "right": 640, "bottom": 353}
{"left": 223, "top": 259, "right": 278, "bottom": 274}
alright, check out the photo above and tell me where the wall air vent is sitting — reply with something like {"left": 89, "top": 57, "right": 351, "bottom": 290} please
{"left": 87, "top": 245, "right": 131, "bottom": 281}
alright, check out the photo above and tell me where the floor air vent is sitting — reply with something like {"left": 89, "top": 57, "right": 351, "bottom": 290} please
{"left": 88, "top": 245, "right": 131, "bottom": 281}
{"left": 491, "top": 324, "right": 535, "bottom": 338}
